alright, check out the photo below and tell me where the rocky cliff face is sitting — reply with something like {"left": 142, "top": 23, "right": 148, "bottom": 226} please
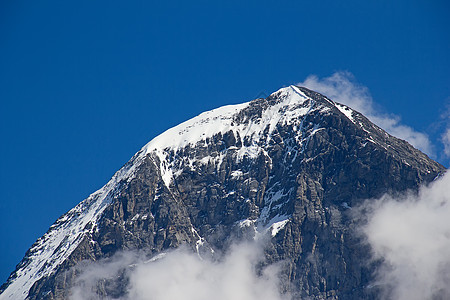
{"left": 1, "top": 86, "right": 445, "bottom": 300}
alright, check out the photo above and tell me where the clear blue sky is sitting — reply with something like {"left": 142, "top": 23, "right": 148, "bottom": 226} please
{"left": 0, "top": 0, "right": 449, "bottom": 283}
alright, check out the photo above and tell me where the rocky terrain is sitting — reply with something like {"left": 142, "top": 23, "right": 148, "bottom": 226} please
{"left": 0, "top": 85, "right": 445, "bottom": 299}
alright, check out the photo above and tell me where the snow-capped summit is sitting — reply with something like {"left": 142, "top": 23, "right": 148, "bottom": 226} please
{"left": 0, "top": 86, "right": 444, "bottom": 300}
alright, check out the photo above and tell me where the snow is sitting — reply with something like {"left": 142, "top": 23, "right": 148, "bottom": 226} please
{"left": 230, "top": 170, "right": 243, "bottom": 178}
{"left": 263, "top": 214, "right": 290, "bottom": 237}
{"left": 191, "top": 227, "right": 206, "bottom": 257}
{"left": 335, "top": 103, "right": 355, "bottom": 123}
{"left": 259, "top": 186, "right": 293, "bottom": 223}
{"left": 239, "top": 219, "right": 256, "bottom": 228}
{"left": 143, "top": 102, "right": 249, "bottom": 155}
{"left": 270, "top": 219, "right": 290, "bottom": 237}
{"left": 142, "top": 85, "right": 318, "bottom": 189}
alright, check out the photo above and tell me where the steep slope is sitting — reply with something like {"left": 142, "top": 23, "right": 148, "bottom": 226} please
{"left": 1, "top": 86, "right": 445, "bottom": 299}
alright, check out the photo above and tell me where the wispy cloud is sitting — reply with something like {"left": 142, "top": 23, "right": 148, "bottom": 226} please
{"left": 443, "top": 128, "right": 450, "bottom": 158}
{"left": 440, "top": 103, "right": 450, "bottom": 160}
{"left": 71, "top": 241, "right": 289, "bottom": 300}
{"left": 360, "top": 171, "right": 450, "bottom": 300}
{"left": 299, "top": 71, "right": 434, "bottom": 156}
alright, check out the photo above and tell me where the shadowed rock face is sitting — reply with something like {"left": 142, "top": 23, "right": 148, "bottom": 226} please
{"left": 1, "top": 86, "right": 445, "bottom": 300}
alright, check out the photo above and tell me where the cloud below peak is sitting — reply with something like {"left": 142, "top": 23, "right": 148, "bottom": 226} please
{"left": 70, "top": 242, "right": 289, "bottom": 300}
{"left": 360, "top": 171, "right": 450, "bottom": 300}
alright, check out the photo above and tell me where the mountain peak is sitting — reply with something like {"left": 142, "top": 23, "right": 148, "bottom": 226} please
{"left": 1, "top": 86, "right": 444, "bottom": 300}
{"left": 142, "top": 85, "right": 347, "bottom": 189}
{"left": 143, "top": 85, "right": 310, "bottom": 154}
{"left": 142, "top": 84, "right": 356, "bottom": 160}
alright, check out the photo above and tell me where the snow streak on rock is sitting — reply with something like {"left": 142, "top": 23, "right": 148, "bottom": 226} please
{"left": 0, "top": 152, "right": 145, "bottom": 300}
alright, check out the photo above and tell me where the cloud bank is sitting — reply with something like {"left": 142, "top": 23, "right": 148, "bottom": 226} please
{"left": 71, "top": 242, "right": 288, "bottom": 300}
{"left": 361, "top": 171, "right": 450, "bottom": 300}
{"left": 299, "top": 72, "right": 434, "bottom": 156}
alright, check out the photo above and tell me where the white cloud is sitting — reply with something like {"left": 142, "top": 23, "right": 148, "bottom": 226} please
{"left": 442, "top": 128, "right": 450, "bottom": 158}
{"left": 299, "top": 71, "right": 434, "bottom": 156}
{"left": 361, "top": 171, "right": 450, "bottom": 300}
{"left": 71, "top": 241, "right": 289, "bottom": 300}
{"left": 70, "top": 251, "right": 137, "bottom": 300}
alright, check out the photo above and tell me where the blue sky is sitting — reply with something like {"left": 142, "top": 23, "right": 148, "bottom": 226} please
{"left": 0, "top": 0, "right": 449, "bottom": 283}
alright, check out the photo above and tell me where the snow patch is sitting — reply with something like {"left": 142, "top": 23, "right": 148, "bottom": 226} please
{"left": 335, "top": 103, "right": 355, "bottom": 123}
{"left": 270, "top": 219, "right": 290, "bottom": 237}
{"left": 264, "top": 215, "right": 290, "bottom": 237}
{"left": 239, "top": 219, "right": 256, "bottom": 228}
{"left": 230, "top": 170, "right": 243, "bottom": 179}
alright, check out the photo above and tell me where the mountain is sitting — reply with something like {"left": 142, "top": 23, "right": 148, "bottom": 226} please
{"left": 0, "top": 86, "right": 445, "bottom": 299}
